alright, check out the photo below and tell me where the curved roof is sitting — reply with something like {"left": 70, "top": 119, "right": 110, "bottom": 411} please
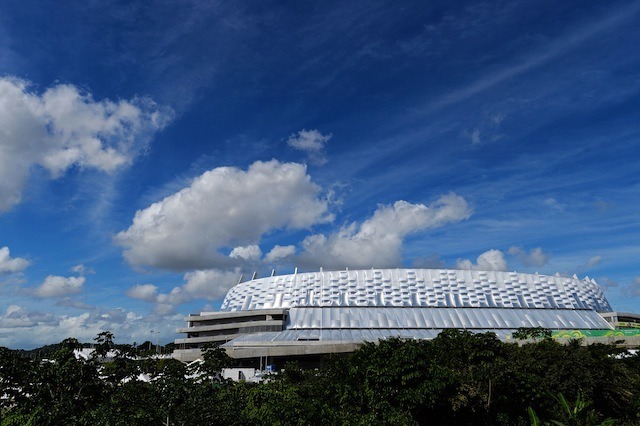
{"left": 220, "top": 268, "right": 611, "bottom": 313}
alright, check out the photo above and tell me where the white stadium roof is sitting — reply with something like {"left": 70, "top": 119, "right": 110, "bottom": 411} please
{"left": 220, "top": 268, "right": 611, "bottom": 312}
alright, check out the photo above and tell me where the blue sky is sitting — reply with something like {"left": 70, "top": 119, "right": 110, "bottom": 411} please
{"left": 1, "top": 1, "right": 639, "bottom": 348}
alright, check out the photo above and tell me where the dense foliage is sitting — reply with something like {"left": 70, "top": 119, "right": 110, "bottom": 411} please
{"left": 2, "top": 330, "right": 640, "bottom": 425}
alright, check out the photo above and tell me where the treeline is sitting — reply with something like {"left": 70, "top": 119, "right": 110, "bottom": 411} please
{"left": 12, "top": 341, "right": 174, "bottom": 360}
{"left": 2, "top": 330, "right": 640, "bottom": 425}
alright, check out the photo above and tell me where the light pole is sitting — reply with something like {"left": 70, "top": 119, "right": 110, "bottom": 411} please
{"left": 155, "top": 330, "right": 161, "bottom": 355}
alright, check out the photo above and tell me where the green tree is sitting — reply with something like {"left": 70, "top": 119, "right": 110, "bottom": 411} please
{"left": 513, "top": 327, "right": 552, "bottom": 340}
{"left": 0, "top": 347, "right": 34, "bottom": 412}
{"left": 21, "top": 338, "right": 105, "bottom": 425}
{"left": 197, "top": 342, "right": 233, "bottom": 379}
{"left": 82, "top": 380, "right": 163, "bottom": 426}
{"left": 93, "top": 331, "right": 115, "bottom": 359}
{"left": 528, "top": 392, "right": 616, "bottom": 426}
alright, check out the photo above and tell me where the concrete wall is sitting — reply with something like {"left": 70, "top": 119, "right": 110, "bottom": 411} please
{"left": 222, "top": 367, "right": 259, "bottom": 382}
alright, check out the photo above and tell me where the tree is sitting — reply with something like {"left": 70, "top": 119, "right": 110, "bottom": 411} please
{"left": 0, "top": 347, "right": 34, "bottom": 414}
{"left": 528, "top": 392, "right": 615, "bottom": 426}
{"left": 3, "top": 330, "right": 640, "bottom": 425}
{"left": 93, "top": 331, "right": 115, "bottom": 359}
{"left": 513, "top": 327, "right": 552, "bottom": 340}
{"left": 19, "top": 338, "right": 106, "bottom": 425}
{"left": 198, "top": 342, "right": 233, "bottom": 379}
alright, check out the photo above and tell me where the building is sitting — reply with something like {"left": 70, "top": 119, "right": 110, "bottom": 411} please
{"left": 600, "top": 311, "right": 640, "bottom": 329}
{"left": 172, "top": 268, "right": 615, "bottom": 365}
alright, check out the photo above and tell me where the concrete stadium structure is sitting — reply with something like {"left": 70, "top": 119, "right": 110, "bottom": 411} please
{"left": 172, "top": 268, "right": 618, "bottom": 364}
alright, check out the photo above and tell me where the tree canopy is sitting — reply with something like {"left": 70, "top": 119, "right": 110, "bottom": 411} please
{"left": 2, "top": 330, "right": 640, "bottom": 425}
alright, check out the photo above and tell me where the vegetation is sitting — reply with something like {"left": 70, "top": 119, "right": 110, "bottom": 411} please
{"left": 2, "top": 329, "right": 640, "bottom": 425}
{"left": 513, "top": 326, "right": 553, "bottom": 340}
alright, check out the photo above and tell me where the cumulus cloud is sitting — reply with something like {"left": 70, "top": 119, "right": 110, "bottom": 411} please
{"left": 0, "top": 246, "right": 30, "bottom": 273}
{"left": 287, "top": 129, "right": 332, "bottom": 165}
{"left": 180, "top": 269, "right": 240, "bottom": 300}
{"left": 265, "top": 245, "right": 296, "bottom": 263}
{"left": 125, "top": 269, "right": 240, "bottom": 312}
{"left": 34, "top": 275, "right": 85, "bottom": 298}
{"left": 298, "top": 193, "right": 472, "bottom": 269}
{"left": 116, "top": 160, "right": 332, "bottom": 270}
{"left": 154, "top": 269, "right": 240, "bottom": 313}
{"left": 456, "top": 249, "right": 508, "bottom": 271}
{"left": 0, "top": 76, "right": 172, "bottom": 211}
{"left": 508, "top": 246, "right": 550, "bottom": 267}
{"left": 229, "top": 245, "right": 263, "bottom": 261}
{"left": 125, "top": 284, "right": 159, "bottom": 302}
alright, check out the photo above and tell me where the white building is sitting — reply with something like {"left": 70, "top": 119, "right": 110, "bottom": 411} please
{"left": 173, "top": 268, "right": 614, "bottom": 365}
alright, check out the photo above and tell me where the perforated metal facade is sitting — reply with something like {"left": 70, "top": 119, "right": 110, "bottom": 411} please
{"left": 220, "top": 269, "right": 611, "bottom": 312}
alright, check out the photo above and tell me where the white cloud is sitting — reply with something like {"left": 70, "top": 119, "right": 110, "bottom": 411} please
{"left": 0, "top": 76, "right": 172, "bottom": 211}
{"left": 470, "top": 128, "right": 481, "bottom": 144}
{"left": 125, "top": 284, "right": 159, "bottom": 302}
{"left": 586, "top": 255, "right": 603, "bottom": 268}
{"left": 34, "top": 275, "right": 85, "bottom": 298}
{"left": 55, "top": 297, "right": 93, "bottom": 310}
{"left": 71, "top": 264, "right": 95, "bottom": 275}
{"left": 152, "top": 269, "right": 240, "bottom": 311}
{"left": 457, "top": 249, "right": 508, "bottom": 271}
{"left": 265, "top": 245, "right": 296, "bottom": 263}
{"left": 0, "top": 305, "right": 58, "bottom": 328}
{"left": 462, "top": 128, "right": 482, "bottom": 145}
{"left": 154, "top": 303, "right": 176, "bottom": 316}
{"left": 0, "top": 246, "right": 30, "bottom": 273}
{"left": 125, "top": 269, "right": 241, "bottom": 311}
{"left": 598, "top": 277, "right": 618, "bottom": 290}
{"left": 507, "top": 246, "right": 550, "bottom": 267}
{"left": 0, "top": 304, "right": 183, "bottom": 349}
{"left": 116, "top": 160, "right": 333, "bottom": 270}
{"left": 299, "top": 193, "right": 472, "bottom": 269}
{"left": 287, "top": 129, "right": 332, "bottom": 165}
{"left": 490, "top": 113, "right": 505, "bottom": 124}
{"left": 229, "top": 245, "right": 263, "bottom": 261}
{"left": 181, "top": 269, "right": 240, "bottom": 300}
{"left": 630, "top": 277, "right": 640, "bottom": 297}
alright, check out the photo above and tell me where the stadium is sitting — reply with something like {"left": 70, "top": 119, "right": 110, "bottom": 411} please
{"left": 172, "top": 268, "right": 636, "bottom": 366}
